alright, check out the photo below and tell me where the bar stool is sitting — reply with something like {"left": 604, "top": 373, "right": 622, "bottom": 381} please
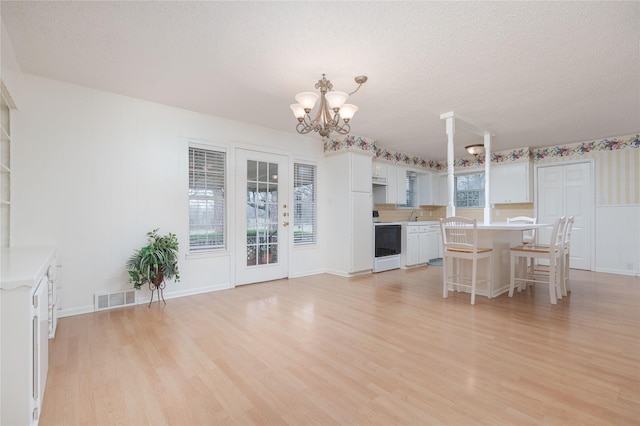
{"left": 509, "top": 216, "right": 565, "bottom": 304}
{"left": 440, "top": 217, "right": 493, "bottom": 305}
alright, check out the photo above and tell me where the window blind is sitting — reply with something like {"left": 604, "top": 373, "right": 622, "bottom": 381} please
{"left": 293, "top": 163, "right": 317, "bottom": 245}
{"left": 455, "top": 172, "right": 485, "bottom": 208}
{"left": 189, "top": 147, "right": 226, "bottom": 250}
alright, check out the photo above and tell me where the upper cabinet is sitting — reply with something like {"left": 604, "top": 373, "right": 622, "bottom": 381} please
{"left": 371, "top": 161, "right": 388, "bottom": 182}
{"left": 490, "top": 162, "right": 533, "bottom": 204}
{"left": 419, "top": 172, "right": 447, "bottom": 206}
{"left": 372, "top": 161, "right": 447, "bottom": 206}
{"left": 373, "top": 164, "right": 404, "bottom": 204}
{"left": 351, "top": 153, "right": 372, "bottom": 193}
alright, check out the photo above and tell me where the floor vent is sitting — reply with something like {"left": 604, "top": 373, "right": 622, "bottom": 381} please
{"left": 95, "top": 290, "right": 136, "bottom": 311}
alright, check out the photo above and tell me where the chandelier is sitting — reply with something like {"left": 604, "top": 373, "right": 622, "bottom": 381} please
{"left": 290, "top": 74, "right": 368, "bottom": 138}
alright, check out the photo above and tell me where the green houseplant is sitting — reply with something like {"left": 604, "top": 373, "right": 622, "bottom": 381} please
{"left": 126, "top": 229, "right": 180, "bottom": 291}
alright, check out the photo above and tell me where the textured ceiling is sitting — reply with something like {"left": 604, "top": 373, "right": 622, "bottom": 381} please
{"left": 2, "top": 1, "right": 638, "bottom": 160}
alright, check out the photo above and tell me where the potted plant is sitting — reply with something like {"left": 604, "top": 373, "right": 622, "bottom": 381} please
{"left": 126, "top": 229, "right": 180, "bottom": 293}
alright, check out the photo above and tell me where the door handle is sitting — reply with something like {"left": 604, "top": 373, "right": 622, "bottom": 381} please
{"left": 283, "top": 221, "right": 289, "bottom": 227}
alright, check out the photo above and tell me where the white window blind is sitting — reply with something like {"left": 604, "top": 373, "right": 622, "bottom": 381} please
{"left": 189, "top": 147, "right": 226, "bottom": 251}
{"left": 293, "top": 163, "right": 317, "bottom": 245}
{"left": 397, "top": 171, "right": 418, "bottom": 208}
{"left": 455, "top": 172, "right": 485, "bottom": 208}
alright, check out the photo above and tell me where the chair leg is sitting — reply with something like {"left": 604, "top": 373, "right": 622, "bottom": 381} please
{"left": 442, "top": 256, "right": 448, "bottom": 299}
{"left": 559, "top": 251, "right": 567, "bottom": 297}
{"left": 565, "top": 252, "right": 571, "bottom": 293}
{"left": 509, "top": 253, "right": 517, "bottom": 297}
{"left": 487, "top": 254, "right": 493, "bottom": 299}
{"left": 470, "top": 258, "right": 477, "bottom": 305}
{"left": 548, "top": 257, "right": 558, "bottom": 304}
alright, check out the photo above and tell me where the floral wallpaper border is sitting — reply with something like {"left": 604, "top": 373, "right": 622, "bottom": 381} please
{"left": 325, "top": 134, "right": 640, "bottom": 170}
{"left": 533, "top": 134, "right": 639, "bottom": 162}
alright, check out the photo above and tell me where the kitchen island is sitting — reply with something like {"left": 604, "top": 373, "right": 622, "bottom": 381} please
{"left": 441, "top": 222, "right": 550, "bottom": 298}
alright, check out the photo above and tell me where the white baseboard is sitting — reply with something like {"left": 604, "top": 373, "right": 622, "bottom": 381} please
{"left": 57, "top": 283, "right": 233, "bottom": 318}
{"left": 57, "top": 305, "right": 95, "bottom": 318}
{"left": 289, "top": 269, "right": 326, "bottom": 279}
{"left": 136, "top": 283, "right": 232, "bottom": 305}
{"left": 325, "top": 268, "right": 372, "bottom": 278}
{"left": 594, "top": 267, "right": 640, "bottom": 277}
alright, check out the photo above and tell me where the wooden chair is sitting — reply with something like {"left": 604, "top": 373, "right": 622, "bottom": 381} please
{"left": 560, "top": 216, "right": 575, "bottom": 295}
{"left": 439, "top": 217, "right": 493, "bottom": 305}
{"left": 507, "top": 216, "right": 537, "bottom": 278}
{"left": 507, "top": 216, "right": 537, "bottom": 245}
{"left": 509, "top": 216, "right": 565, "bottom": 304}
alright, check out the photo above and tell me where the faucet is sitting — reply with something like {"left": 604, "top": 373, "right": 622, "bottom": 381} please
{"left": 409, "top": 210, "right": 420, "bottom": 222}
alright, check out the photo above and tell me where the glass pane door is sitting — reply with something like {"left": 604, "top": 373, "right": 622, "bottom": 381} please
{"left": 246, "top": 160, "right": 279, "bottom": 266}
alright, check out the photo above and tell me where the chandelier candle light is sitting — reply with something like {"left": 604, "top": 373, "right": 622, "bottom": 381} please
{"left": 290, "top": 74, "right": 368, "bottom": 138}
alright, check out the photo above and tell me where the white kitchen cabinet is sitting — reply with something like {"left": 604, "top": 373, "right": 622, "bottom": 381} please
{"left": 434, "top": 173, "right": 448, "bottom": 206}
{"left": 426, "top": 230, "right": 439, "bottom": 260}
{"left": 351, "top": 153, "right": 372, "bottom": 193}
{"left": 325, "top": 152, "right": 373, "bottom": 276}
{"left": 373, "top": 165, "right": 405, "bottom": 204}
{"left": 402, "top": 223, "right": 438, "bottom": 267}
{"left": 490, "top": 162, "right": 533, "bottom": 204}
{"left": 420, "top": 173, "right": 448, "bottom": 206}
{"left": 1, "top": 246, "right": 57, "bottom": 426}
{"left": 418, "top": 173, "right": 430, "bottom": 205}
{"left": 372, "top": 161, "right": 388, "bottom": 181}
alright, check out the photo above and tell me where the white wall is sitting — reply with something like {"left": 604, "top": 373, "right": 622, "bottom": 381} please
{"left": 4, "top": 67, "right": 328, "bottom": 315}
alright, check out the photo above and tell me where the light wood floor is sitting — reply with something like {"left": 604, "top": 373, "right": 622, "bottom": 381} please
{"left": 41, "top": 267, "right": 639, "bottom": 425}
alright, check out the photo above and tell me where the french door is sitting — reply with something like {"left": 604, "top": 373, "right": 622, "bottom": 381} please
{"left": 537, "top": 162, "right": 592, "bottom": 270}
{"left": 235, "top": 149, "right": 289, "bottom": 285}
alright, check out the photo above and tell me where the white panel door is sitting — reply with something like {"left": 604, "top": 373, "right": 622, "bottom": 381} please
{"left": 235, "top": 149, "right": 289, "bottom": 285}
{"left": 537, "top": 162, "right": 592, "bottom": 270}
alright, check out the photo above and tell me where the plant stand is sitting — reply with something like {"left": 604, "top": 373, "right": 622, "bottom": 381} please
{"left": 148, "top": 280, "right": 166, "bottom": 307}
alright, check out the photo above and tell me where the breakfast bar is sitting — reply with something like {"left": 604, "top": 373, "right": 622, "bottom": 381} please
{"left": 446, "top": 222, "right": 550, "bottom": 298}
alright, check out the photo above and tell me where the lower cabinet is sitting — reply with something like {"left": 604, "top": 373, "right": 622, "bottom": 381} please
{"left": 402, "top": 224, "right": 430, "bottom": 267}
{"left": 1, "top": 247, "right": 57, "bottom": 426}
{"left": 402, "top": 223, "right": 442, "bottom": 267}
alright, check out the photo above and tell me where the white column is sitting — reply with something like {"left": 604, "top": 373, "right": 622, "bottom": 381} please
{"left": 446, "top": 117, "right": 456, "bottom": 218}
{"left": 483, "top": 131, "right": 491, "bottom": 224}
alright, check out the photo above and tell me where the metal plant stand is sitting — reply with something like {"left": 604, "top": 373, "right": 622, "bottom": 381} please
{"left": 148, "top": 280, "right": 166, "bottom": 307}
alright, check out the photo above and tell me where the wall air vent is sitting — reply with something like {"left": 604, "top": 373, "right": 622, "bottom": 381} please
{"left": 94, "top": 290, "right": 137, "bottom": 311}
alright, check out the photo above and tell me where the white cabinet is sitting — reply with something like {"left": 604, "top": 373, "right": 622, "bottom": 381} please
{"left": 1, "top": 246, "right": 57, "bottom": 426}
{"left": 420, "top": 173, "right": 447, "bottom": 206}
{"left": 402, "top": 224, "right": 435, "bottom": 267}
{"left": 490, "top": 162, "right": 533, "bottom": 204}
{"left": 418, "top": 172, "right": 448, "bottom": 206}
{"left": 434, "top": 173, "right": 448, "bottom": 206}
{"left": 371, "top": 161, "right": 388, "bottom": 181}
{"left": 373, "top": 165, "right": 405, "bottom": 205}
{"left": 402, "top": 223, "right": 442, "bottom": 267}
{"left": 418, "top": 173, "right": 432, "bottom": 205}
{"left": 351, "top": 153, "right": 372, "bottom": 193}
{"left": 326, "top": 153, "right": 373, "bottom": 275}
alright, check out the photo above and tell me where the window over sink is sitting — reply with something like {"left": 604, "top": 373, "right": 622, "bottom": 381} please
{"left": 455, "top": 172, "right": 485, "bottom": 208}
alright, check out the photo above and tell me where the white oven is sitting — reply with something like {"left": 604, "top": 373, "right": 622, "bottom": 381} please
{"left": 373, "top": 223, "right": 402, "bottom": 272}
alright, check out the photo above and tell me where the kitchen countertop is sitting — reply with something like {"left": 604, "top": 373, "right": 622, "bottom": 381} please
{"left": 1, "top": 246, "right": 56, "bottom": 290}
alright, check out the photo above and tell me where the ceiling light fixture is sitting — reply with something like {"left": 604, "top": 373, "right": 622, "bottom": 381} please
{"left": 290, "top": 74, "right": 367, "bottom": 138}
{"left": 465, "top": 144, "right": 485, "bottom": 156}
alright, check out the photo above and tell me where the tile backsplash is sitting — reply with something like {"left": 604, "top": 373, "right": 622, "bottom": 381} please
{"left": 374, "top": 203, "right": 534, "bottom": 223}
